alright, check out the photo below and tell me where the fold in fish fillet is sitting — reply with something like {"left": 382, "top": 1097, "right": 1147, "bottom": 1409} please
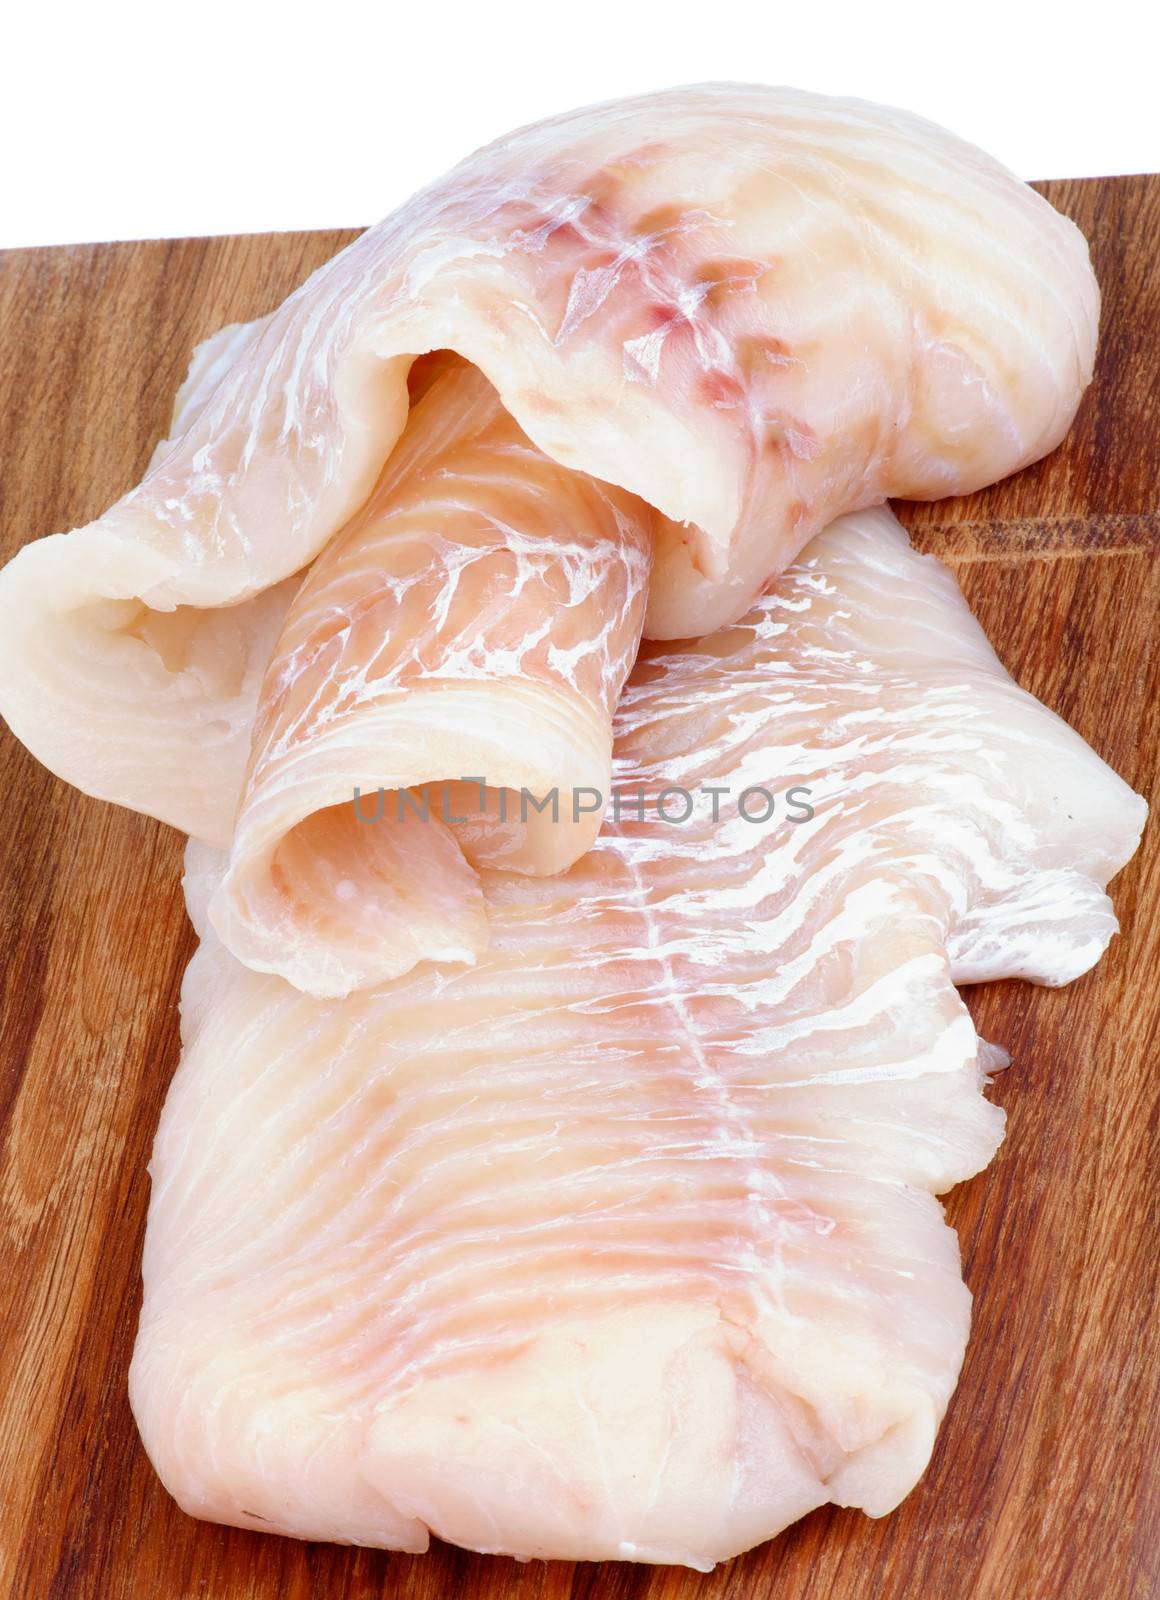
{"left": 130, "top": 511, "right": 1145, "bottom": 1567}
{"left": 0, "top": 84, "right": 1098, "bottom": 845}
{"left": 209, "top": 358, "right": 652, "bottom": 995}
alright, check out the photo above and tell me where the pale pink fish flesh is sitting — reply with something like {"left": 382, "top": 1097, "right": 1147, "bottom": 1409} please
{"left": 130, "top": 510, "right": 1144, "bottom": 1567}
{"left": 0, "top": 85, "right": 1098, "bottom": 844}
{"left": 211, "top": 357, "right": 652, "bottom": 995}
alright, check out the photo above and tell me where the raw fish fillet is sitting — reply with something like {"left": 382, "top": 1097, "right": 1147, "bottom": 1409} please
{"left": 130, "top": 511, "right": 1144, "bottom": 1567}
{"left": 210, "top": 357, "right": 652, "bottom": 995}
{"left": 0, "top": 85, "right": 1098, "bottom": 846}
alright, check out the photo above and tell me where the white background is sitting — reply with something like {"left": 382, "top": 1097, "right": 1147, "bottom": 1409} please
{"left": 4, "top": 0, "right": 1156, "bottom": 250}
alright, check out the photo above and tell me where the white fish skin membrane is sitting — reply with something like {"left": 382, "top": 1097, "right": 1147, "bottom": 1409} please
{"left": 210, "top": 356, "right": 653, "bottom": 996}
{"left": 0, "top": 84, "right": 1099, "bottom": 844}
{"left": 130, "top": 511, "right": 1145, "bottom": 1568}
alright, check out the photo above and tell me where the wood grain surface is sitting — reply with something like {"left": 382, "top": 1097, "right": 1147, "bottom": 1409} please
{"left": 0, "top": 177, "right": 1157, "bottom": 1600}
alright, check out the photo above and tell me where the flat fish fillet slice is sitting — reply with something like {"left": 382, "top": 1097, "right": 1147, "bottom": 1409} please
{"left": 0, "top": 85, "right": 1098, "bottom": 842}
{"left": 211, "top": 357, "right": 652, "bottom": 996}
{"left": 130, "top": 510, "right": 1144, "bottom": 1567}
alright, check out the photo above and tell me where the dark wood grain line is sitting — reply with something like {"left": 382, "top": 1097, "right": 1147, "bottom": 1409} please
{"left": 905, "top": 512, "right": 1159, "bottom": 560}
{"left": 0, "top": 786, "right": 57, "bottom": 1154}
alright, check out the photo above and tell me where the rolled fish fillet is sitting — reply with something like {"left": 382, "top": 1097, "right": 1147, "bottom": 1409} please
{"left": 0, "top": 84, "right": 1098, "bottom": 849}
{"left": 210, "top": 357, "right": 652, "bottom": 995}
{"left": 130, "top": 511, "right": 1145, "bottom": 1567}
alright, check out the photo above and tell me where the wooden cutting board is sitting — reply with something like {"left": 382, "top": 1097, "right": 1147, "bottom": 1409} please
{"left": 0, "top": 176, "right": 1156, "bottom": 1600}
